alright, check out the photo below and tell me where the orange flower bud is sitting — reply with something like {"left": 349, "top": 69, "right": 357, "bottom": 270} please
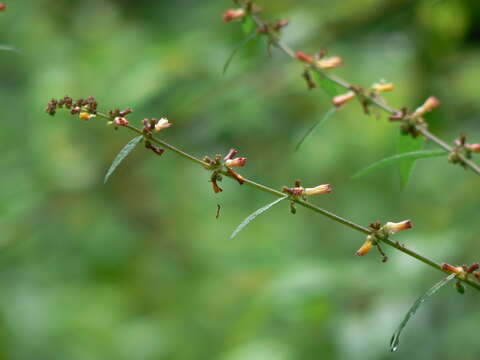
{"left": 372, "top": 82, "right": 395, "bottom": 92}
{"left": 79, "top": 112, "right": 94, "bottom": 120}
{"left": 442, "top": 263, "right": 464, "bottom": 275}
{"left": 295, "top": 51, "right": 314, "bottom": 64}
{"left": 383, "top": 220, "right": 412, "bottom": 234}
{"left": 467, "top": 144, "right": 480, "bottom": 153}
{"left": 222, "top": 8, "right": 246, "bottom": 23}
{"left": 332, "top": 91, "right": 355, "bottom": 108}
{"left": 154, "top": 118, "right": 171, "bottom": 132}
{"left": 315, "top": 56, "right": 343, "bottom": 69}
{"left": 304, "top": 184, "right": 332, "bottom": 196}
{"left": 225, "top": 157, "right": 247, "bottom": 167}
{"left": 413, "top": 96, "right": 441, "bottom": 117}
{"left": 356, "top": 235, "right": 374, "bottom": 256}
{"left": 113, "top": 116, "right": 129, "bottom": 126}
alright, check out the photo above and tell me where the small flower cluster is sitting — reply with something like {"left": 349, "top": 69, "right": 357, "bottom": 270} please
{"left": 449, "top": 134, "right": 480, "bottom": 168}
{"left": 282, "top": 179, "right": 331, "bottom": 214}
{"left": 356, "top": 220, "right": 412, "bottom": 258}
{"left": 142, "top": 118, "right": 172, "bottom": 155}
{"left": 45, "top": 96, "right": 98, "bottom": 117}
{"left": 203, "top": 149, "right": 247, "bottom": 193}
{"left": 442, "top": 263, "right": 480, "bottom": 293}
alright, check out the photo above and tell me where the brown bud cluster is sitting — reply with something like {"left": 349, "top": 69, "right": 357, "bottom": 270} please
{"left": 45, "top": 96, "right": 98, "bottom": 116}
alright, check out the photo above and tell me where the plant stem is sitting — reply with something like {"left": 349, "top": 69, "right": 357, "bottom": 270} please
{"left": 94, "top": 111, "right": 480, "bottom": 291}
{"left": 247, "top": 11, "right": 480, "bottom": 176}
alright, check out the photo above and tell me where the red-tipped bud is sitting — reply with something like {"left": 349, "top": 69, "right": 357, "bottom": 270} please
{"left": 442, "top": 263, "right": 464, "bottom": 275}
{"left": 332, "top": 91, "right": 356, "bottom": 108}
{"left": 383, "top": 220, "right": 412, "bottom": 234}
{"left": 0, "top": 3, "right": 6, "bottom": 11}
{"left": 467, "top": 263, "right": 479, "bottom": 273}
{"left": 315, "top": 56, "right": 343, "bottom": 69}
{"left": 154, "top": 118, "right": 171, "bottom": 132}
{"left": 356, "top": 235, "right": 374, "bottom": 256}
{"left": 304, "top": 184, "right": 332, "bottom": 196}
{"left": 413, "top": 96, "right": 441, "bottom": 117}
{"left": 225, "top": 157, "right": 246, "bottom": 168}
{"left": 372, "top": 82, "right": 395, "bottom": 92}
{"left": 295, "top": 51, "right": 314, "bottom": 64}
{"left": 223, "top": 8, "right": 246, "bottom": 23}
{"left": 113, "top": 116, "right": 129, "bottom": 126}
{"left": 467, "top": 144, "right": 480, "bottom": 153}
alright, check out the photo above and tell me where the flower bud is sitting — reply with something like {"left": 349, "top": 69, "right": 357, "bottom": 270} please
{"left": 413, "top": 96, "right": 440, "bottom": 117}
{"left": 295, "top": 51, "right": 314, "bottom": 64}
{"left": 356, "top": 235, "right": 374, "bottom": 256}
{"left": 225, "top": 157, "right": 246, "bottom": 168}
{"left": 222, "top": 8, "right": 246, "bottom": 23}
{"left": 332, "top": 91, "right": 355, "bottom": 108}
{"left": 383, "top": 220, "right": 412, "bottom": 234}
{"left": 467, "top": 263, "right": 479, "bottom": 273}
{"left": 154, "top": 118, "right": 171, "bottom": 132}
{"left": 79, "top": 112, "right": 95, "bottom": 120}
{"left": 114, "top": 116, "right": 129, "bottom": 126}
{"left": 442, "top": 263, "right": 464, "bottom": 275}
{"left": 467, "top": 144, "right": 480, "bottom": 153}
{"left": 372, "top": 82, "right": 395, "bottom": 92}
{"left": 0, "top": 3, "right": 6, "bottom": 11}
{"left": 315, "top": 56, "right": 343, "bottom": 69}
{"left": 304, "top": 184, "right": 332, "bottom": 196}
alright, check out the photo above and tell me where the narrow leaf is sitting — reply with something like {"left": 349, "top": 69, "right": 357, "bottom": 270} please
{"left": 104, "top": 136, "right": 143, "bottom": 184}
{"left": 0, "top": 45, "right": 19, "bottom": 52}
{"left": 390, "top": 273, "right": 456, "bottom": 352}
{"left": 223, "top": 32, "right": 257, "bottom": 75}
{"left": 397, "top": 134, "right": 425, "bottom": 188}
{"left": 352, "top": 150, "right": 446, "bottom": 179}
{"left": 295, "top": 108, "right": 337, "bottom": 151}
{"left": 230, "top": 196, "right": 287, "bottom": 240}
{"left": 311, "top": 70, "right": 342, "bottom": 97}
{"left": 241, "top": 15, "right": 256, "bottom": 35}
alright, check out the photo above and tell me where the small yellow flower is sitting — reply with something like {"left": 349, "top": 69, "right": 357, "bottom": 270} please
{"left": 413, "top": 96, "right": 440, "bottom": 117}
{"left": 372, "top": 82, "right": 395, "bottom": 92}
{"left": 315, "top": 56, "right": 343, "bottom": 69}
{"left": 332, "top": 91, "right": 355, "bottom": 108}
{"left": 383, "top": 220, "right": 412, "bottom": 234}
{"left": 356, "top": 235, "right": 374, "bottom": 256}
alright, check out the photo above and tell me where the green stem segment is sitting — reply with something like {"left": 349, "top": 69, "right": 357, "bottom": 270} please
{"left": 95, "top": 111, "right": 480, "bottom": 291}
{"left": 247, "top": 11, "right": 480, "bottom": 176}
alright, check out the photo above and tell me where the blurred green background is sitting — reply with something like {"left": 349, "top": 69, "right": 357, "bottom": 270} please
{"left": 0, "top": 0, "right": 479, "bottom": 359}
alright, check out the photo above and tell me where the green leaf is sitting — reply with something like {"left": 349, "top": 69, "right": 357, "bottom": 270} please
{"left": 0, "top": 45, "right": 19, "bottom": 52}
{"left": 390, "top": 273, "right": 456, "bottom": 352}
{"left": 104, "top": 136, "right": 143, "bottom": 184}
{"left": 241, "top": 15, "right": 256, "bottom": 35}
{"left": 223, "top": 32, "right": 257, "bottom": 75}
{"left": 230, "top": 196, "right": 287, "bottom": 240}
{"left": 295, "top": 108, "right": 337, "bottom": 151}
{"left": 311, "top": 70, "right": 342, "bottom": 97}
{"left": 352, "top": 150, "right": 446, "bottom": 179}
{"left": 397, "top": 134, "right": 425, "bottom": 188}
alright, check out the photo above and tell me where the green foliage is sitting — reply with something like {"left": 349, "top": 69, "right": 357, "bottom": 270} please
{"left": 104, "top": 136, "right": 143, "bottom": 184}
{"left": 230, "top": 196, "right": 287, "bottom": 240}
{"left": 352, "top": 150, "right": 446, "bottom": 179}
{"left": 390, "top": 274, "right": 456, "bottom": 352}
{"left": 396, "top": 134, "right": 425, "bottom": 188}
{"left": 223, "top": 32, "right": 258, "bottom": 75}
{"left": 295, "top": 108, "right": 337, "bottom": 151}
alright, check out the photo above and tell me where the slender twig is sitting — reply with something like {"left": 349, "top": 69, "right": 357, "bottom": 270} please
{"left": 244, "top": 10, "right": 480, "bottom": 176}
{"left": 92, "top": 111, "right": 480, "bottom": 291}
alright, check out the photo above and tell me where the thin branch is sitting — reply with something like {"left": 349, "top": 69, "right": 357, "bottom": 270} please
{"left": 91, "top": 110, "right": 480, "bottom": 292}
{"left": 244, "top": 9, "right": 480, "bottom": 176}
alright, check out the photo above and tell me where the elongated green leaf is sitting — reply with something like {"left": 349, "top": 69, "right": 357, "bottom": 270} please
{"left": 242, "top": 15, "right": 255, "bottom": 35}
{"left": 104, "top": 136, "right": 143, "bottom": 184}
{"left": 230, "top": 196, "right": 287, "bottom": 240}
{"left": 0, "top": 45, "right": 19, "bottom": 52}
{"left": 397, "top": 134, "right": 425, "bottom": 188}
{"left": 311, "top": 70, "right": 342, "bottom": 97}
{"left": 295, "top": 108, "right": 337, "bottom": 151}
{"left": 390, "top": 273, "right": 456, "bottom": 352}
{"left": 352, "top": 150, "right": 446, "bottom": 179}
{"left": 223, "top": 32, "right": 257, "bottom": 75}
